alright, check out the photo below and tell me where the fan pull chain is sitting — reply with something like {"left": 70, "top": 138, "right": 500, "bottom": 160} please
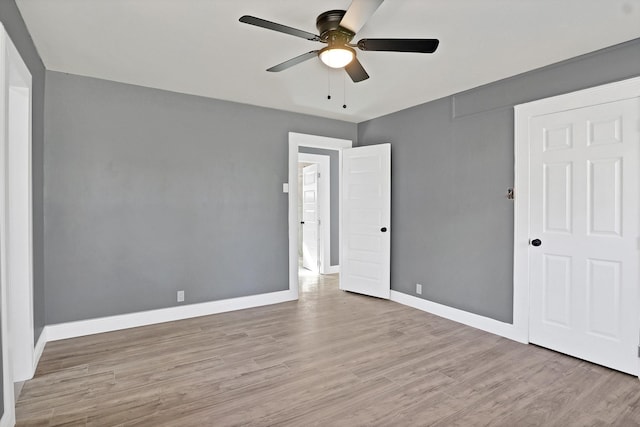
{"left": 342, "top": 74, "right": 347, "bottom": 109}
{"left": 327, "top": 68, "right": 331, "bottom": 100}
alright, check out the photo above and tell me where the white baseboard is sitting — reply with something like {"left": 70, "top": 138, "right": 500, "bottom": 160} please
{"left": 0, "top": 412, "right": 15, "bottom": 427}
{"left": 390, "top": 290, "right": 528, "bottom": 344}
{"left": 33, "top": 328, "right": 47, "bottom": 372}
{"left": 325, "top": 265, "right": 340, "bottom": 274}
{"left": 46, "top": 289, "right": 297, "bottom": 342}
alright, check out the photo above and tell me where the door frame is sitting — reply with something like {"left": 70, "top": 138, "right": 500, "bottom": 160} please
{"left": 288, "top": 132, "right": 352, "bottom": 299}
{"left": 298, "top": 153, "right": 331, "bottom": 274}
{"left": 0, "top": 24, "right": 35, "bottom": 426}
{"left": 513, "top": 76, "right": 640, "bottom": 359}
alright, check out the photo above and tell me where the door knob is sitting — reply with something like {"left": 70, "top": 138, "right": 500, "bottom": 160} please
{"left": 300, "top": 221, "right": 305, "bottom": 224}
{"left": 380, "top": 227, "right": 387, "bottom": 232}
{"left": 531, "top": 239, "right": 542, "bottom": 247}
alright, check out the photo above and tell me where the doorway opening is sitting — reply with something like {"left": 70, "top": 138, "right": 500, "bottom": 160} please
{"left": 298, "top": 153, "right": 333, "bottom": 294}
{"left": 288, "top": 133, "right": 392, "bottom": 301}
{"left": 288, "top": 133, "right": 352, "bottom": 299}
{"left": 298, "top": 152, "right": 333, "bottom": 273}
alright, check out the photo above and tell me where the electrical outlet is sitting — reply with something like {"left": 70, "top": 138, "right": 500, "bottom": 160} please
{"left": 177, "top": 290, "right": 185, "bottom": 302}
{"left": 416, "top": 283, "right": 422, "bottom": 295}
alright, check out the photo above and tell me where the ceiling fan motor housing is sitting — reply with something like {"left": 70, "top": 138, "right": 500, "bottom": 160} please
{"left": 316, "top": 10, "right": 355, "bottom": 46}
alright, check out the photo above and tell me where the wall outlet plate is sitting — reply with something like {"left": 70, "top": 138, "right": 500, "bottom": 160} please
{"left": 177, "top": 290, "right": 185, "bottom": 302}
{"left": 416, "top": 283, "right": 422, "bottom": 295}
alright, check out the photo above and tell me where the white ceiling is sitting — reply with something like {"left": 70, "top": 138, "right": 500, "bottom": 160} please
{"left": 16, "top": 0, "right": 640, "bottom": 123}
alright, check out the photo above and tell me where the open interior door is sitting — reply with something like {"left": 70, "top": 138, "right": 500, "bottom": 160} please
{"left": 340, "top": 143, "right": 390, "bottom": 299}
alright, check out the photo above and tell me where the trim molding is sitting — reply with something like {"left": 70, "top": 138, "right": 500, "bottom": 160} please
{"left": 33, "top": 328, "right": 47, "bottom": 372}
{"left": 0, "top": 412, "right": 15, "bottom": 427}
{"left": 46, "top": 290, "right": 297, "bottom": 342}
{"left": 326, "top": 265, "right": 340, "bottom": 274}
{"left": 390, "top": 291, "right": 528, "bottom": 344}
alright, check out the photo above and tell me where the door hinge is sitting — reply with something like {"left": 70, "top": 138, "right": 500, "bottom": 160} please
{"left": 318, "top": 219, "right": 321, "bottom": 226}
{"left": 318, "top": 172, "right": 321, "bottom": 179}
{"left": 638, "top": 346, "right": 640, "bottom": 358}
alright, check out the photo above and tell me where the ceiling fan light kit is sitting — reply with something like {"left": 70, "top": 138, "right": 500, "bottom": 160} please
{"left": 239, "top": 0, "right": 439, "bottom": 83}
{"left": 319, "top": 46, "right": 355, "bottom": 68}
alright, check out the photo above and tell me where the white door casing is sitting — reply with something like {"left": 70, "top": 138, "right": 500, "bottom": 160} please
{"left": 301, "top": 163, "right": 319, "bottom": 272}
{"left": 514, "top": 76, "right": 640, "bottom": 376}
{"left": 0, "top": 23, "right": 35, "bottom": 427}
{"left": 340, "top": 143, "right": 391, "bottom": 299}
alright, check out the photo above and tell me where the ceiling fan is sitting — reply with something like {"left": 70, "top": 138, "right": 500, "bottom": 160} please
{"left": 239, "top": 0, "right": 439, "bottom": 83}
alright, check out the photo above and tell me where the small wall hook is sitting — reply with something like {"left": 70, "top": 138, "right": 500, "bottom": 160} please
{"left": 506, "top": 188, "right": 515, "bottom": 200}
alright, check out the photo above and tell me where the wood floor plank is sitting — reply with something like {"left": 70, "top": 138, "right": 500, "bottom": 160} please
{"left": 16, "top": 272, "right": 640, "bottom": 426}
{"left": 308, "top": 372, "right": 456, "bottom": 426}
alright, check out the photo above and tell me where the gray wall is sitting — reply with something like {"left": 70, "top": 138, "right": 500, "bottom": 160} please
{"left": 298, "top": 147, "right": 340, "bottom": 266}
{"left": 357, "top": 38, "right": 640, "bottom": 323}
{"left": 0, "top": 0, "right": 46, "bottom": 416}
{"left": 44, "top": 71, "right": 356, "bottom": 324}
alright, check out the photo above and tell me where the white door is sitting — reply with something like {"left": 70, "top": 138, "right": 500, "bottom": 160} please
{"left": 341, "top": 143, "right": 390, "bottom": 299}
{"left": 302, "top": 164, "right": 319, "bottom": 272}
{"left": 528, "top": 97, "right": 639, "bottom": 375}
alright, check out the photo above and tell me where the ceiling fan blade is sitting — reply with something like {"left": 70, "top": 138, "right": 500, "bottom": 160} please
{"left": 239, "top": 15, "right": 321, "bottom": 41}
{"left": 267, "top": 51, "right": 319, "bottom": 72}
{"left": 357, "top": 38, "right": 440, "bottom": 53}
{"left": 344, "top": 57, "right": 369, "bottom": 83}
{"left": 339, "top": 0, "right": 384, "bottom": 34}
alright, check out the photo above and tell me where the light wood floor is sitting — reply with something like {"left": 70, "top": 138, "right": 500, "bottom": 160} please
{"left": 16, "top": 272, "right": 640, "bottom": 426}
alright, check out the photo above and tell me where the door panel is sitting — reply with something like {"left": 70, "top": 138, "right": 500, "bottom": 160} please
{"left": 543, "top": 162, "right": 572, "bottom": 233}
{"left": 586, "top": 259, "right": 620, "bottom": 339}
{"left": 529, "top": 97, "right": 639, "bottom": 375}
{"left": 542, "top": 254, "right": 571, "bottom": 328}
{"left": 341, "top": 144, "right": 390, "bottom": 299}
{"left": 587, "top": 158, "right": 621, "bottom": 236}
